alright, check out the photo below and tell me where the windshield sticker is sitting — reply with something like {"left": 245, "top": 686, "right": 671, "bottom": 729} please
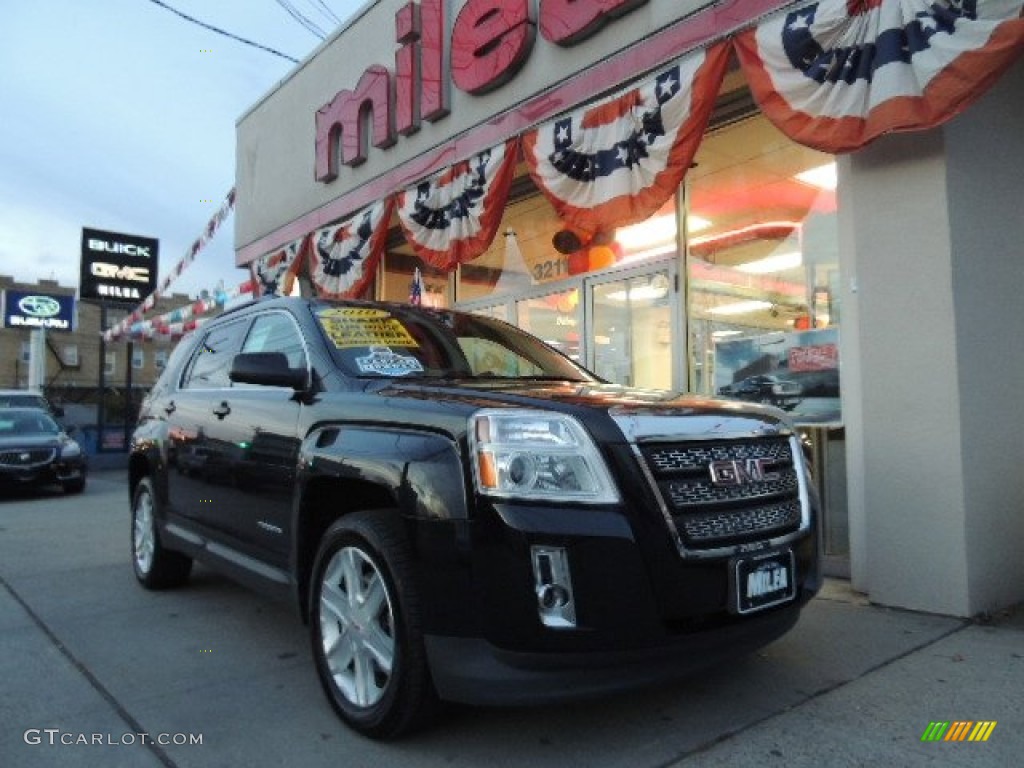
{"left": 355, "top": 347, "right": 425, "bottom": 376}
{"left": 318, "top": 307, "right": 419, "bottom": 349}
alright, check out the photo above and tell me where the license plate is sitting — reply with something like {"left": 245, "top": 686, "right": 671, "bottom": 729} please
{"left": 734, "top": 550, "right": 795, "bottom": 614}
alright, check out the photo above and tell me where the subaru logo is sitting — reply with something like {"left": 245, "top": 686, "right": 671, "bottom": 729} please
{"left": 18, "top": 295, "right": 61, "bottom": 318}
{"left": 709, "top": 458, "right": 779, "bottom": 486}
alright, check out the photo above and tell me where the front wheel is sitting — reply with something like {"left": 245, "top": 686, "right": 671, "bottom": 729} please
{"left": 132, "top": 477, "right": 192, "bottom": 589}
{"left": 309, "top": 511, "right": 436, "bottom": 739}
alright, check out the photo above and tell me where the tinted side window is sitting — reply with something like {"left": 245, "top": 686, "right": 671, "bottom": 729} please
{"left": 241, "top": 312, "right": 308, "bottom": 369}
{"left": 181, "top": 319, "right": 250, "bottom": 389}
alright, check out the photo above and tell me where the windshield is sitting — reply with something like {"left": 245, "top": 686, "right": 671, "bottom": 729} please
{"left": 0, "top": 409, "right": 60, "bottom": 436}
{"left": 313, "top": 303, "right": 598, "bottom": 382}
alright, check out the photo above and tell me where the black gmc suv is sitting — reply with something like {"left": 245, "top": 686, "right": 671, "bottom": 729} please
{"left": 129, "top": 296, "right": 821, "bottom": 738}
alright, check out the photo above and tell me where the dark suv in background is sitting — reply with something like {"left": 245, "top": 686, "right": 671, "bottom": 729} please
{"left": 129, "top": 296, "right": 821, "bottom": 738}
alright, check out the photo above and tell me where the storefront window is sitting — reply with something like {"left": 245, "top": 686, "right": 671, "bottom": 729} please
{"left": 686, "top": 114, "right": 840, "bottom": 426}
{"left": 380, "top": 250, "right": 449, "bottom": 307}
{"left": 515, "top": 289, "right": 581, "bottom": 363}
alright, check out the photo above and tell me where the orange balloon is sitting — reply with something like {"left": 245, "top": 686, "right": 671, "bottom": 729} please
{"left": 588, "top": 245, "right": 616, "bottom": 270}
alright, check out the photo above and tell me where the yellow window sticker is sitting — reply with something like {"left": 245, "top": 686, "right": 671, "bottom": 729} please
{"left": 318, "top": 308, "right": 419, "bottom": 349}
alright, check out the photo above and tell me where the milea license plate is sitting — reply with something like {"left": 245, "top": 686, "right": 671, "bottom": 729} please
{"left": 734, "top": 550, "right": 796, "bottom": 614}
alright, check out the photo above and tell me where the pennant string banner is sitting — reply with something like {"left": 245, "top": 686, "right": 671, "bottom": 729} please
{"left": 734, "top": 0, "right": 1024, "bottom": 153}
{"left": 103, "top": 188, "right": 236, "bottom": 342}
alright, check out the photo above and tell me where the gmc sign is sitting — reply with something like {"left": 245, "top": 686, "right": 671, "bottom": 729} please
{"left": 80, "top": 227, "right": 159, "bottom": 303}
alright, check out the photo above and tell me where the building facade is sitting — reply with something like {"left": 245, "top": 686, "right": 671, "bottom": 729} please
{"left": 232, "top": 0, "right": 1024, "bottom": 617}
{"left": 0, "top": 274, "right": 194, "bottom": 423}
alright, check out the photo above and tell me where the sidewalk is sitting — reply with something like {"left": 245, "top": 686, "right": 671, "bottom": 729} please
{"left": 672, "top": 580, "right": 1024, "bottom": 767}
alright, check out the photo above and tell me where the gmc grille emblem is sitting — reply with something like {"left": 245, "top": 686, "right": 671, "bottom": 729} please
{"left": 709, "top": 458, "right": 779, "bottom": 486}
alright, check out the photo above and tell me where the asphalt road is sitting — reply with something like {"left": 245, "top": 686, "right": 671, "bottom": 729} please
{"left": 1, "top": 471, "right": 1021, "bottom": 767}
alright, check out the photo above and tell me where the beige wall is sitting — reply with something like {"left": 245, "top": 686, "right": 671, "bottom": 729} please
{"left": 840, "top": 60, "right": 1024, "bottom": 616}
{"left": 0, "top": 275, "right": 192, "bottom": 394}
{"left": 235, "top": 0, "right": 730, "bottom": 257}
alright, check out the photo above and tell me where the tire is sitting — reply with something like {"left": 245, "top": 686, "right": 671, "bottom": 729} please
{"left": 309, "top": 511, "right": 437, "bottom": 739}
{"left": 132, "top": 477, "right": 192, "bottom": 589}
{"left": 63, "top": 478, "right": 86, "bottom": 494}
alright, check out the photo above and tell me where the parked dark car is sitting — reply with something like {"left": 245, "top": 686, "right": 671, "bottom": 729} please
{"left": 0, "top": 407, "right": 87, "bottom": 493}
{"left": 719, "top": 374, "right": 802, "bottom": 410}
{"left": 0, "top": 389, "right": 64, "bottom": 419}
{"left": 129, "top": 296, "right": 821, "bottom": 738}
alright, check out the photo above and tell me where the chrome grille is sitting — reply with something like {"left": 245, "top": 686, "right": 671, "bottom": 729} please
{"left": 680, "top": 500, "right": 802, "bottom": 545}
{"left": 646, "top": 440, "right": 792, "bottom": 473}
{"left": 0, "top": 448, "right": 56, "bottom": 467}
{"left": 666, "top": 474, "right": 798, "bottom": 507}
{"left": 639, "top": 436, "right": 803, "bottom": 551}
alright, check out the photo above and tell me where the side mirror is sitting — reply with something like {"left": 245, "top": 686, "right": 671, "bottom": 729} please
{"left": 230, "top": 352, "right": 307, "bottom": 390}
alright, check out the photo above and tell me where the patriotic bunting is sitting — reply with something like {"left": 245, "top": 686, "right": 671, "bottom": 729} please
{"left": 735, "top": 0, "right": 1024, "bottom": 153}
{"left": 396, "top": 139, "right": 519, "bottom": 271}
{"left": 251, "top": 236, "right": 308, "bottom": 297}
{"left": 309, "top": 199, "right": 394, "bottom": 299}
{"left": 523, "top": 42, "right": 730, "bottom": 238}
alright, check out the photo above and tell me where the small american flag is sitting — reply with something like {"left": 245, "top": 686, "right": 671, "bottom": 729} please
{"left": 409, "top": 267, "right": 423, "bottom": 306}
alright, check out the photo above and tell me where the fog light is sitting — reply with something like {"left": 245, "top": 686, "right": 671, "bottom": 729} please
{"left": 531, "top": 546, "right": 576, "bottom": 628}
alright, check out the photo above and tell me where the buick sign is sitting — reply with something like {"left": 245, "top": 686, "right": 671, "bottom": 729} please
{"left": 80, "top": 227, "right": 159, "bottom": 303}
{"left": 3, "top": 290, "right": 76, "bottom": 331}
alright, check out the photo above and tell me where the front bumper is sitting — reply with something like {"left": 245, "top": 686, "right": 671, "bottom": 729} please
{"left": 425, "top": 597, "right": 805, "bottom": 705}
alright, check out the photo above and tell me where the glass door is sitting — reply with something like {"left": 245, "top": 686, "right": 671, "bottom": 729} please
{"left": 586, "top": 264, "right": 679, "bottom": 390}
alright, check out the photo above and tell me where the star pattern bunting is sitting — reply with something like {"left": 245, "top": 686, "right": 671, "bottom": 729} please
{"left": 309, "top": 199, "right": 393, "bottom": 299}
{"left": 735, "top": 0, "right": 1024, "bottom": 152}
{"left": 523, "top": 43, "right": 729, "bottom": 238}
{"left": 250, "top": 237, "right": 307, "bottom": 297}
{"left": 397, "top": 139, "right": 519, "bottom": 271}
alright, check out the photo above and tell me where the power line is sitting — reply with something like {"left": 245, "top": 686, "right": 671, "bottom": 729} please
{"left": 308, "top": 0, "right": 341, "bottom": 25}
{"left": 274, "top": 0, "right": 327, "bottom": 40}
{"left": 144, "top": 0, "right": 299, "bottom": 64}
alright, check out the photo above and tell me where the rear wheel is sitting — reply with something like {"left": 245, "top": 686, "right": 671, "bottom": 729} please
{"left": 132, "top": 477, "right": 192, "bottom": 589}
{"left": 309, "top": 511, "right": 436, "bottom": 739}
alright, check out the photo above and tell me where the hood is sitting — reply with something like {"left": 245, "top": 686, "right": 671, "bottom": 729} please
{"left": 372, "top": 379, "right": 793, "bottom": 443}
{"left": 0, "top": 434, "right": 63, "bottom": 450}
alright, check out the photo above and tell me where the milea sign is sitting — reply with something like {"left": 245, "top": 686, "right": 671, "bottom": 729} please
{"left": 315, "top": 0, "right": 649, "bottom": 183}
{"left": 80, "top": 227, "right": 159, "bottom": 302}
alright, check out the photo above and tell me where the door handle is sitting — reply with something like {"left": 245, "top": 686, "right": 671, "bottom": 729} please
{"left": 213, "top": 402, "right": 231, "bottom": 419}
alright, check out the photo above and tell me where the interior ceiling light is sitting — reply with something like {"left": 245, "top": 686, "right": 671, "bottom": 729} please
{"left": 712, "top": 329, "right": 743, "bottom": 338}
{"left": 708, "top": 300, "right": 773, "bottom": 316}
{"left": 795, "top": 162, "right": 837, "bottom": 191}
{"left": 615, "top": 215, "right": 677, "bottom": 250}
{"left": 604, "top": 284, "right": 668, "bottom": 303}
{"left": 736, "top": 250, "right": 803, "bottom": 274}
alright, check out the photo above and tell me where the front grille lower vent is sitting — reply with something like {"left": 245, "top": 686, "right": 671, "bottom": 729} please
{"left": 0, "top": 448, "right": 56, "bottom": 467}
{"left": 639, "top": 436, "right": 803, "bottom": 551}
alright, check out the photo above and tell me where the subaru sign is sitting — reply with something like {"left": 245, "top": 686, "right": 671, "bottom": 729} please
{"left": 2, "top": 289, "right": 76, "bottom": 331}
{"left": 80, "top": 227, "right": 159, "bottom": 302}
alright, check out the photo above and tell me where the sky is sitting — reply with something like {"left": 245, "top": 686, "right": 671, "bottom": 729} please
{"left": 0, "top": 0, "right": 366, "bottom": 300}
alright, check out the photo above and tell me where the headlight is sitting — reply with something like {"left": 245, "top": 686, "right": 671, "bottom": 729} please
{"left": 469, "top": 409, "right": 620, "bottom": 503}
{"left": 61, "top": 439, "right": 82, "bottom": 458}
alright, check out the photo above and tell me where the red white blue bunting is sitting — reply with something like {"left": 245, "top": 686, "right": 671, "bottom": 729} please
{"left": 735, "top": 0, "right": 1024, "bottom": 153}
{"left": 308, "top": 199, "right": 394, "bottom": 299}
{"left": 251, "top": 236, "right": 308, "bottom": 297}
{"left": 522, "top": 42, "right": 730, "bottom": 238}
{"left": 396, "top": 139, "right": 519, "bottom": 271}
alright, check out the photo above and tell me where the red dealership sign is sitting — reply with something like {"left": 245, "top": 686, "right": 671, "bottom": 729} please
{"left": 315, "top": 0, "right": 649, "bottom": 183}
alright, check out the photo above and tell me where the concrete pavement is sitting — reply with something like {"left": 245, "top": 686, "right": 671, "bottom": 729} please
{"left": 1, "top": 471, "right": 1021, "bottom": 767}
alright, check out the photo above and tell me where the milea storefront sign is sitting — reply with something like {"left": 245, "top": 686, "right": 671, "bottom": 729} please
{"left": 315, "top": 0, "right": 650, "bottom": 183}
